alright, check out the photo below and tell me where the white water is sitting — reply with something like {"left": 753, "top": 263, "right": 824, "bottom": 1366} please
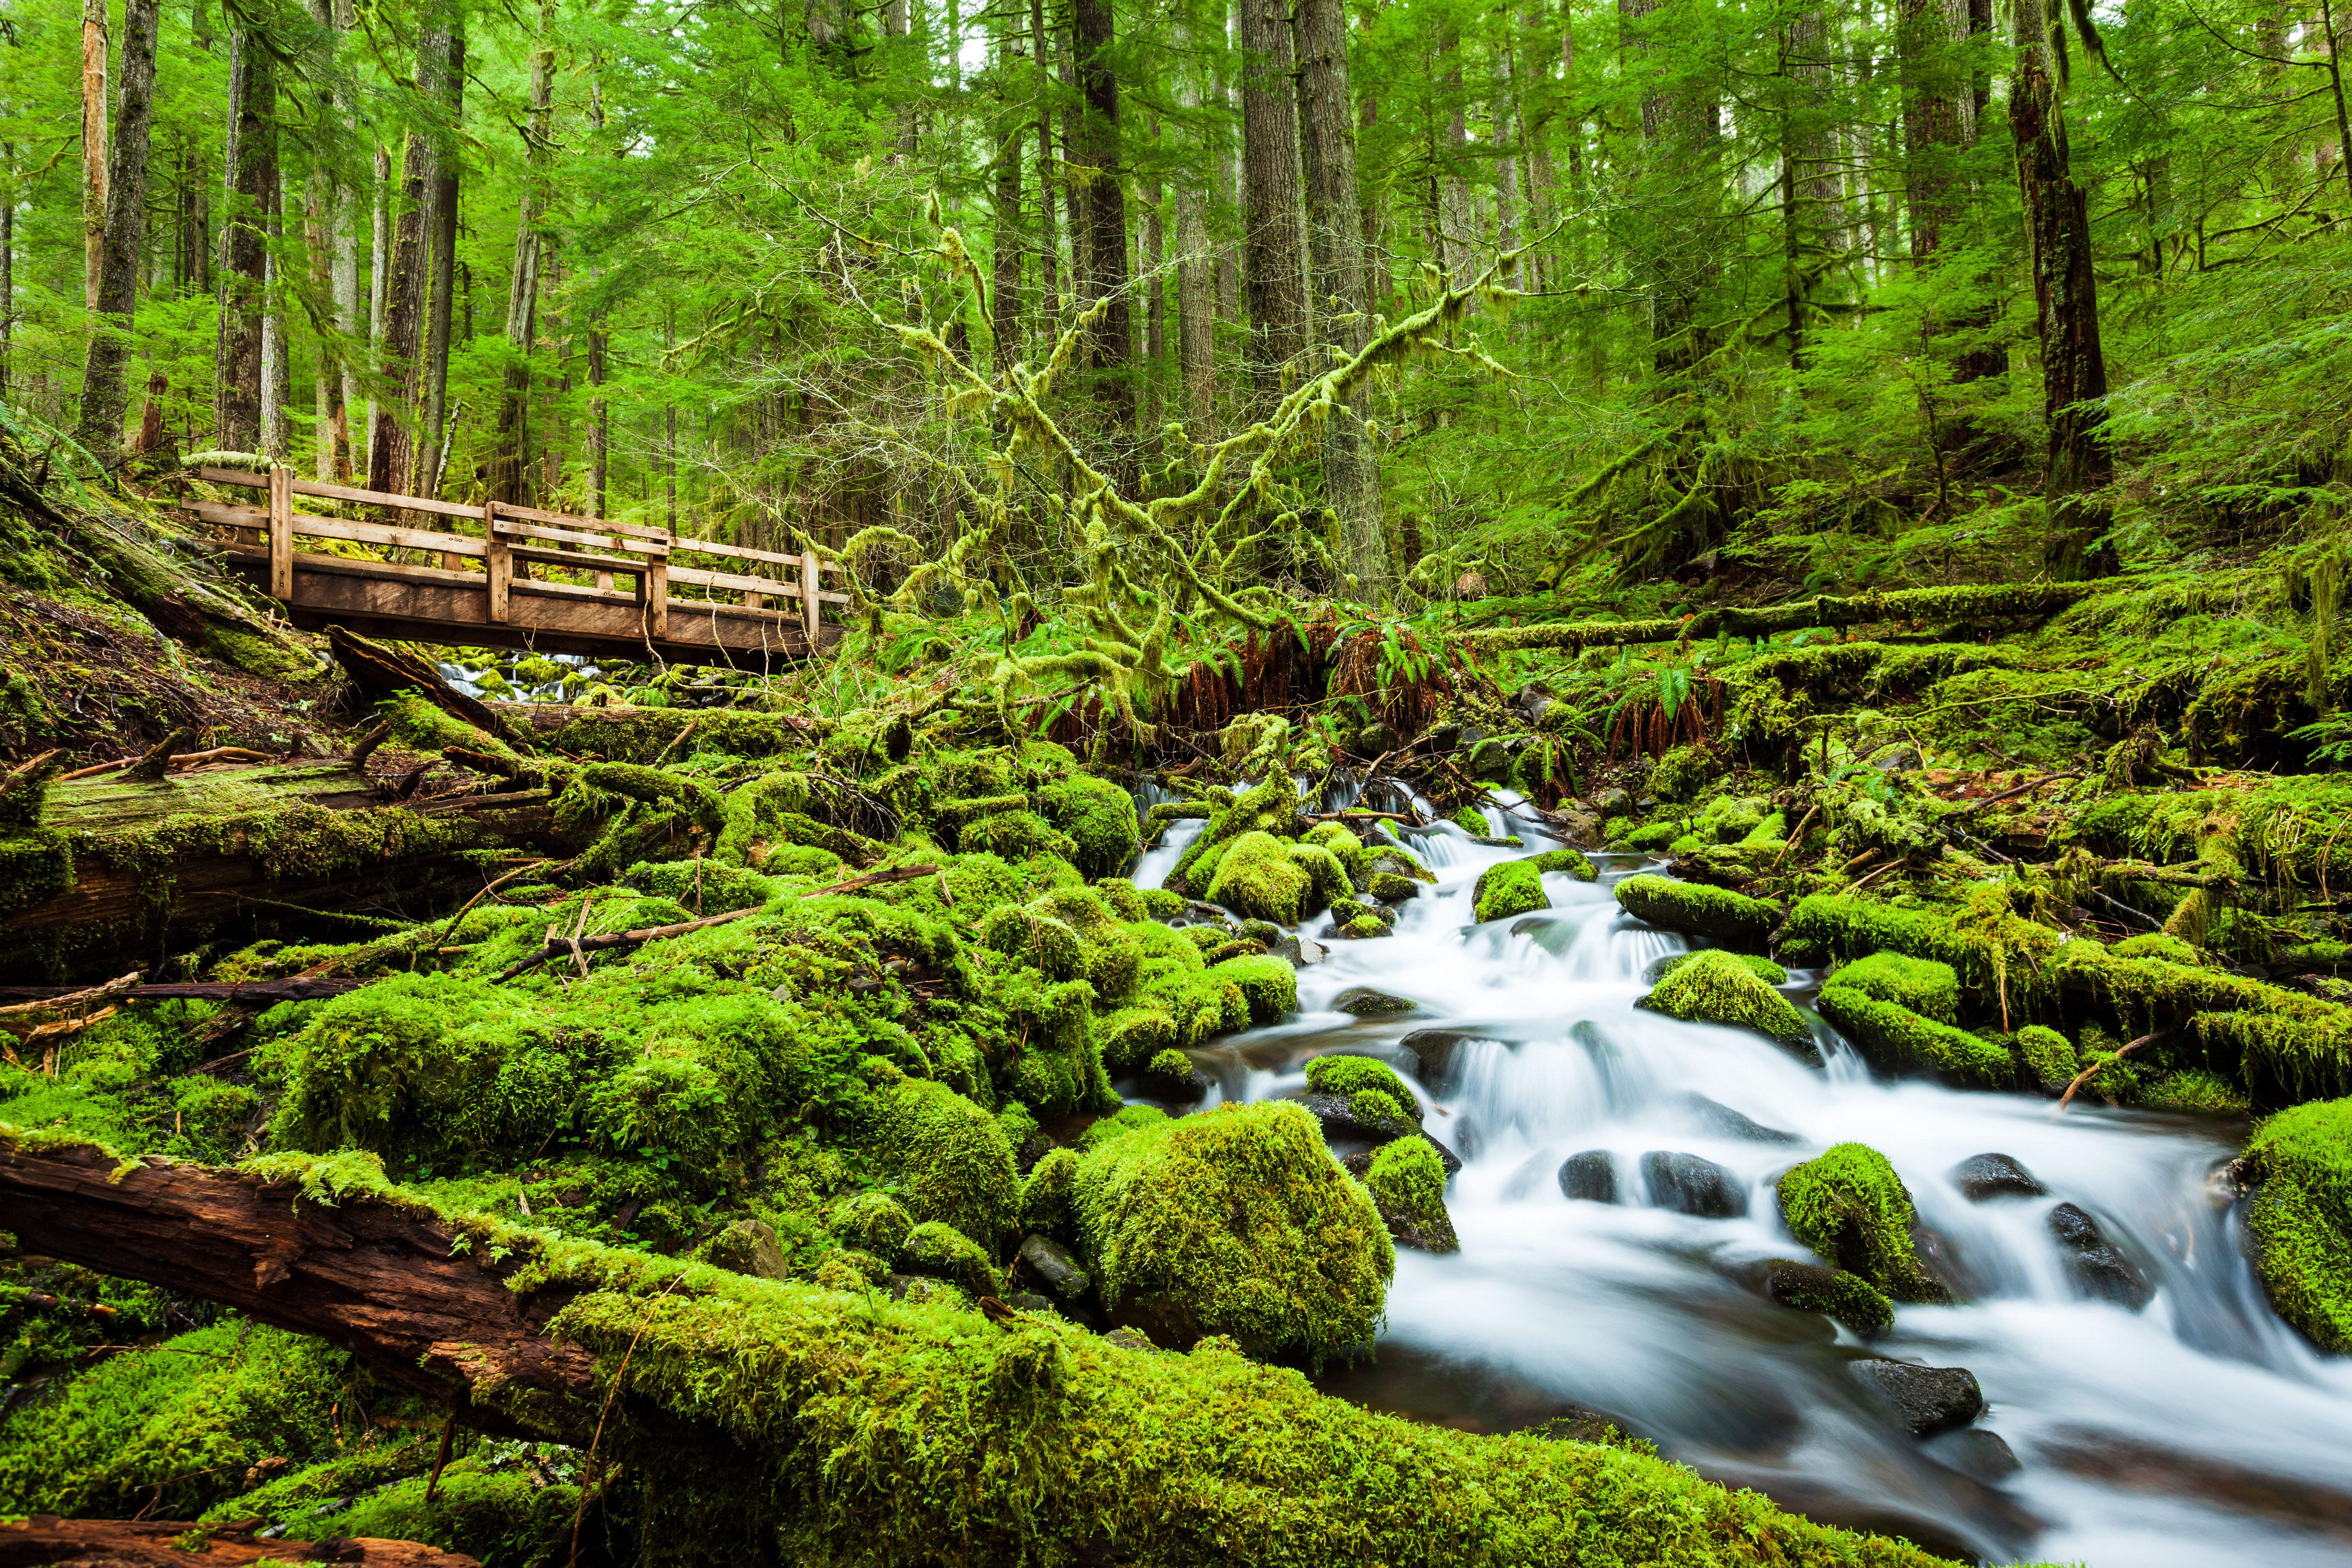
{"left": 1131, "top": 790, "right": 2352, "bottom": 1566}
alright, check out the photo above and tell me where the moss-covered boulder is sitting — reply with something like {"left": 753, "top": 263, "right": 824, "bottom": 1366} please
{"left": 1638, "top": 949, "right": 1810, "bottom": 1047}
{"left": 1776, "top": 1143, "right": 1951, "bottom": 1304}
{"left": 2240, "top": 1097, "right": 2352, "bottom": 1353}
{"left": 2014, "top": 1024, "right": 2078, "bottom": 1094}
{"left": 1365, "top": 1135, "right": 1459, "bottom": 1254}
{"left": 1205, "top": 831, "right": 1312, "bottom": 924}
{"left": 902, "top": 1219, "right": 1003, "bottom": 1295}
{"left": 828, "top": 1190, "right": 915, "bottom": 1264}
{"left": 1037, "top": 772, "right": 1142, "bottom": 879}
{"left": 1817, "top": 986, "right": 2011, "bottom": 1088}
{"left": 862, "top": 1068, "right": 1020, "bottom": 1248}
{"left": 1827, "top": 951, "right": 1959, "bottom": 1025}
{"left": 1760, "top": 1258, "right": 1894, "bottom": 1337}
{"left": 1787, "top": 894, "right": 1969, "bottom": 971}
{"left": 1615, "top": 875, "right": 1777, "bottom": 949}
{"left": 1472, "top": 859, "right": 1549, "bottom": 923}
{"left": 1073, "top": 1100, "right": 1393, "bottom": 1362}
{"left": 1525, "top": 846, "right": 1598, "bottom": 881}
{"left": 1654, "top": 950, "right": 1788, "bottom": 987}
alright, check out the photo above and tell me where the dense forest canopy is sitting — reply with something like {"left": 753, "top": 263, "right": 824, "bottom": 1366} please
{"left": 9, "top": 0, "right": 2352, "bottom": 606}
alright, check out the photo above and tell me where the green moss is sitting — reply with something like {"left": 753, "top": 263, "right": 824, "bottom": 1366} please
{"left": 1300, "top": 822, "right": 1374, "bottom": 880}
{"left": 1287, "top": 841, "right": 1353, "bottom": 916}
{"left": 1787, "top": 894, "right": 1971, "bottom": 970}
{"left": 0, "top": 826, "right": 71, "bottom": 915}
{"left": 288, "top": 1449, "right": 584, "bottom": 1568}
{"left": 1472, "top": 859, "right": 1550, "bottom": 923}
{"left": 830, "top": 1190, "right": 916, "bottom": 1264}
{"left": 1525, "top": 846, "right": 1598, "bottom": 881}
{"left": 2112, "top": 932, "right": 2206, "bottom": 966}
{"left": 862, "top": 1068, "right": 1020, "bottom": 1247}
{"left": 1615, "top": 875, "right": 1777, "bottom": 949}
{"left": 1365, "top": 1134, "right": 1459, "bottom": 1254}
{"left": 2141, "top": 1068, "right": 2253, "bottom": 1116}
{"left": 1145, "top": 1047, "right": 1196, "bottom": 1084}
{"left": 1074, "top": 1100, "right": 1392, "bottom": 1364}
{"left": 1817, "top": 986, "right": 2011, "bottom": 1087}
{"left": 1648, "top": 746, "right": 1711, "bottom": 804}
{"left": 903, "top": 1219, "right": 1003, "bottom": 1294}
{"left": 1828, "top": 951, "right": 1960, "bottom": 1024}
{"left": 1078, "top": 1103, "right": 1172, "bottom": 1152}
{"left": 1205, "top": 831, "right": 1313, "bottom": 924}
{"left": 1775, "top": 1143, "right": 1950, "bottom": 1304}
{"left": 1302, "top": 1054, "right": 1414, "bottom": 1112}
{"left": 2242, "top": 1097, "right": 2352, "bottom": 1353}
{"left": 0, "top": 1320, "right": 353, "bottom": 1517}
{"left": 1639, "top": 949, "right": 1810, "bottom": 1044}
{"left": 1762, "top": 1260, "right": 1895, "bottom": 1337}
{"left": 1344, "top": 1086, "right": 1414, "bottom": 1135}
{"left": 2014, "top": 1024, "right": 2079, "bottom": 1093}
{"left": 963, "top": 809, "right": 1080, "bottom": 865}
{"left": 1139, "top": 886, "right": 1185, "bottom": 919}
{"left": 1020, "top": 1146, "right": 1081, "bottom": 1240}
{"left": 1655, "top": 950, "right": 1788, "bottom": 986}
{"left": 1037, "top": 773, "right": 1142, "bottom": 879}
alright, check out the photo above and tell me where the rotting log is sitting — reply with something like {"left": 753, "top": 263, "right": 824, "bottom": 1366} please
{"left": 0, "top": 1516, "right": 482, "bottom": 1568}
{"left": 1459, "top": 577, "right": 2136, "bottom": 654}
{"left": 326, "top": 626, "right": 511, "bottom": 741}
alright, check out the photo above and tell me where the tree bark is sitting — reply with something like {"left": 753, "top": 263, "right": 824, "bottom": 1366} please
{"left": 990, "top": 26, "right": 1024, "bottom": 382}
{"left": 214, "top": 28, "right": 274, "bottom": 455}
{"left": 366, "top": 144, "right": 392, "bottom": 484}
{"left": 421, "top": 20, "right": 464, "bottom": 494}
{"left": 2008, "top": 0, "right": 2114, "bottom": 578}
{"left": 1238, "top": 0, "right": 1308, "bottom": 401}
{"left": 261, "top": 180, "right": 290, "bottom": 460}
{"left": 1032, "top": 0, "right": 1058, "bottom": 328}
{"left": 1297, "top": 0, "right": 1383, "bottom": 599}
{"left": 1072, "top": 0, "right": 1133, "bottom": 437}
{"left": 491, "top": 0, "right": 556, "bottom": 505}
{"left": 81, "top": 0, "right": 108, "bottom": 313}
{"left": 1899, "top": 0, "right": 1961, "bottom": 258}
{"left": 75, "top": 0, "right": 162, "bottom": 456}
{"left": 1438, "top": 26, "right": 1472, "bottom": 286}
{"left": 368, "top": 128, "right": 433, "bottom": 493}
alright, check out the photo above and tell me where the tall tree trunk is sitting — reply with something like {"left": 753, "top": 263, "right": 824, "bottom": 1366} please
{"left": 1438, "top": 27, "right": 1472, "bottom": 285}
{"left": 1072, "top": 0, "right": 1132, "bottom": 438}
{"left": 261, "top": 180, "right": 289, "bottom": 459}
{"left": 990, "top": 27, "right": 1024, "bottom": 381}
{"left": 81, "top": 0, "right": 108, "bottom": 313}
{"left": 1141, "top": 116, "right": 1164, "bottom": 436}
{"left": 1899, "top": 0, "right": 1961, "bottom": 258}
{"left": 420, "top": 17, "right": 463, "bottom": 493}
{"left": 213, "top": 27, "right": 274, "bottom": 455}
{"left": 75, "top": 0, "right": 161, "bottom": 455}
{"left": 1058, "top": 29, "right": 1086, "bottom": 319}
{"left": 1030, "top": 0, "right": 1058, "bottom": 326}
{"left": 305, "top": 179, "right": 332, "bottom": 477}
{"left": 1968, "top": 0, "right": 1993, "bottom": 131}
{"left": 1213, "top": 56, "right": 1240, "bottom": 324}
{"left": 366, "top": 144, "right": 390, "bottom": 481}
{"left": 308, "top": 0, "right": 361, "bottom": 481}
{"left": 1518, "top": 8, "right": 1555, "bottom": 293}
{"left": 2008, "top": 0, "right": 2114, "bottom": 578}
{"left": 1297, "top": 0, "right": 1383, "bottom": 599}
{"left": 1494, "top": 50, "right": 1523, "bottom": 275}
{"left": 492, "top": 0, "right": 556, "bottom": 505}
{"left": 586, "top": 65, "right": 609, "bottom": 521}
{"left": 367, "top": 123, "right": 434, "bottom": 492}
{"left": 1238, "top": 0, "right": 1307, "bottom": 398}
{"left": 1175, "top": 64, "right": 1215, "bottom": 440}
{"left": 1, "top": 143, "right": 14, "bottom": 401}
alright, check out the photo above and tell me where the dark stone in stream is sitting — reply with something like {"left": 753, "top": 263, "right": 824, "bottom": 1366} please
{"left": 1326, "top": 1125, "right": 1465, "bottom": 1178}
{"left": 1558, "top": 1150, "right": 1619, "bottom": 1204}
{"left": 1952, "top": 1152, "right": 2047, "bottom": 1202}
{"left": 1640, "top": 1151, "right": 1748, "bottom": 1218}
{"left": 1850, "top": 1358, "right": 1986, "bottom": 1437}
{"left": 1926, "top": 1427, "right": 2023, "bottom": 1483}
{"left": 1594, "top": 787, "right": 1634, "bottom": 818}
{"left": 1398, "top": 1029, "right": 1472, "bottom": 1088}
{"left": 1331, "top": 986, "right": 1417, "bottom": 1017}
{"left": 1681, "top": 1093, "right": 1802, "bottom": 1145}
{"left": 2047, "top": 1203, "right": 2155, "bottom": 1310}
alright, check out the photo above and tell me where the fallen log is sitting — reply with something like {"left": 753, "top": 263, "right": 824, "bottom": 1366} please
{"left": 0, "top": 978, "right": 369, "bottom": 1004}
{"left": 1459, "top": 578, "right": 2135, "bottom": 653}
{"left": 0, "top": 1137, "right": 1961, "bottom": 1568}
{"left": 326, "top": 627, "right": 512, "bottom": 744}
{"left": 0, "top": 1516, "right": 481, "bottom": 1568}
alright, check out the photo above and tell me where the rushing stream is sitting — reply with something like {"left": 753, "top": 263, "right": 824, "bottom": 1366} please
{"left": 1130, "top": 788, "right": 2352, "bottom": 1567}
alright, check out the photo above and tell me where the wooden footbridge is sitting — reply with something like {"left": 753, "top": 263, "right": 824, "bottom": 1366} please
{"left": 185, "top": 466, "right": 849, "bottom": 667}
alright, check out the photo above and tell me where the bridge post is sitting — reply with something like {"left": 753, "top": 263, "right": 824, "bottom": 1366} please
{"left": 800, "top": 550, "right": 822, "bottom": 649}
{"left": 267, "top": 466, "right": 292, "bottom": 601}
{"left": 484, "top": 503, "right": 512, "bottom": 623}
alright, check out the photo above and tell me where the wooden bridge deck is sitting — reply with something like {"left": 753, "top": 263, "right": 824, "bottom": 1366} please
{"left": 186, "top": 466, "right": 847, "bottom": 668}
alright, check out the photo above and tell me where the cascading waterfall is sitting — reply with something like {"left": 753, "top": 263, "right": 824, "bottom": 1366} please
{"left": 1130, "top": 787, "right": 2352, "bottom": 1567}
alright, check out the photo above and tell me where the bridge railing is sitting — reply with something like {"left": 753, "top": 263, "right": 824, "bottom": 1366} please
{"left": 184, "top": 466, "right": 849, "bottom": 644}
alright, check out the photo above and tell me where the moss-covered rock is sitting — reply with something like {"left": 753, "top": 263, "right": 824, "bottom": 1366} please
{"left": 1472, "top": 859, "right": 1549, "bottom": 923}
{"left": 1654, "top": 950, "right": 1788, "bottom": 987}
{"left": 1019, "top": 1146, "right": 1080, "bottom": 1241}
{"left": 829, "top": 1190, "right": 915, "bottom": 1265}
{"left": 1073, "top": 1100, "right": 1392, "bottom": 1363}
{"left": 1787, "top": 894, "right": 1970, "bottom": 971}
{"left": 2141, "top": 1069, "right": 2253, "bottom": 1116}
{"left": 1037, "top": 772, "right": 1142, "bottom": 879}
{"left": 1760, "top": 1258, "right": 1894, "bottom": 1337}
{"left": 1364, "top": 1136, "right": 1459, "bottom": 1254}
{"left": 1776, "top": 1143, "right": 1950, "bottom": 1304}
{"left": 1615, "top": 875, "right": 1777, "bottom": 949}
{"left": 1827, "top": 952, "right": 1959, "bottom": 1024}
{"left": 1525, "top": 846, "right": 1598, "bottom": 881}
{"left": 862, "top": 1069, "right": 1020, "bottom": 1248}
{"left": 902, "top": 1219, "right": 1003, "bottom": 1295}
{"left": 1817, "top": 986, "right": 2010, "bottom": 1087}
{"left": 2241, "top": 1096, "right": 2352, "bottom": 1353}
{"left": 1638, "top": 949, "right": 1810, "bottom": 1046}
{"left": 2014, "top": 1024, "right": 2079, "bottom": 1094}
{"left": 1205, "top": 831, "right": 1313, "bottom": 924}
{"left": 1302, "top": 1053, "right": 1417, "bottom": 1118}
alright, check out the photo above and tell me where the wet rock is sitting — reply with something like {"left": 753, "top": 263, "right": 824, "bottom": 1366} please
{"left": 1682, "top": 1093, "right": 1801, "bottom": 1145}
{"left": 706, "top": 1218, "right": 789, "bottom": 1282}
{"left": 1295, "top": 936, "right": 1328, "bottom": 966}
{"left": 1018, "top": 1233, "right": 1092, "bottom": 1305}
{"left": 1640, "top": 1151, "right": 1748, "bottom": 1218}
{"left": 1524, "top": 1403, "right": 1650, "bottom": 1450}
{"left": 1850, "top": 1358, "right": 1986, "bottom": 1437}
{"left": 1006, "top": 1291, "right": 1058, "bottom": 1315}
{"left": 1927, "top": 1427, "right": 2023, "bottom": 1482}
{"left": 1357, "top": 720, "right": 1401, "bottom": 756}
{"left": 1952, "top": 1152, "right": 2047, "bottom": 1202}
{"left": 1337, "top": 1131, "right": 1463, "bottom": 1179}
{"left": 1759, "top": 1259, "right": 1894, "bottom": 1336}
{"left": 1593, "top": 787, "right": 1634, "bottom": 819}
{"left": 1328, "top": 915, "right": 1395, "bottom": 941}
{"left": 1511, "top": 684, "right": 1554, "bottom": 725}
{"left": 2047, "top": 1202, "right": 2155, "bottom": 1310}
{"left": 1558, "top": 1149, "right": 1620, "bottom": 1204}
{"left": 1331, "top": 986, "right": 1417, "bottom": 1017}
{"left": 1143, "top": 1050, "right": 1210, "bottom": 1103}
{"left": 1368, "top": 871, "right": 1422, "bottom": 904}
{"left": 1399, "top": 1029, "right": 1470, "bottom": 1088}
{"left": 1102, "top": 1325, "right": 1159, "bottom": 1352}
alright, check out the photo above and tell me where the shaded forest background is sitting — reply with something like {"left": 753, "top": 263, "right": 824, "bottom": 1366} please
{"left": 8, "top": 0, "right": 2352, "bottom": 614}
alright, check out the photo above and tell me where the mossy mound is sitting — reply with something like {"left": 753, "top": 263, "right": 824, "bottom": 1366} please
{"left": 1761, "top": 1258, "right": 1895, "bottom": 1337}
{"left": 861, "top": 1067, "right": 1020, "bottom": 1248}
{"left": 1827, "top": 951, "right": 1959, "bottom": 1025}
{"left": 2014, "top": 1024, "right": 2080, "bottom": 1093}
{"left": 1638, "top": 949, "right": 1810, "bottom": 1045}
{"left": 1302, "top": 1053, "right": 1417, "bottom": 1121}
{"left": 1473, "top": 859, "right": 1550, "bottom": 923}
{"left": 1817, "top": 986, "right": 2011, "bottom": 1088}
{"left": 1205, "top": 831, "right": 1313, "bottom": 924}
{"left": 1524, "top": 846, "right": 1598, "bottom": 881}
{"left": 903, "top": 1219, "right": 1003, "bottom": 1295}
{"left": 1072, "top": 1100, "right": 1393, "bottom": 1363}
{"left": 1364, "top": 1136, "right": 1459, "bottom": 1254}
{"left": 1787, "top": 894, "right": 1970, "bottom": 972}
{"left": 1615, "top": 875, "right": 1777, "bottom": 949}
{"left": 1776, "top": 1143, "right": 1951, "bottom": 1304}
{"left": 829, "top": 1190, "right": 915, "bottom": 1264}
{"left": 1655, "top": 950, "right": 1788, "bottom": 987}
{"left": 1036, "top": 772, "right": 1142, "bottom": 879}
{"left": 2241, "top": 1096, "right": 2352, "bottom": 1353}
